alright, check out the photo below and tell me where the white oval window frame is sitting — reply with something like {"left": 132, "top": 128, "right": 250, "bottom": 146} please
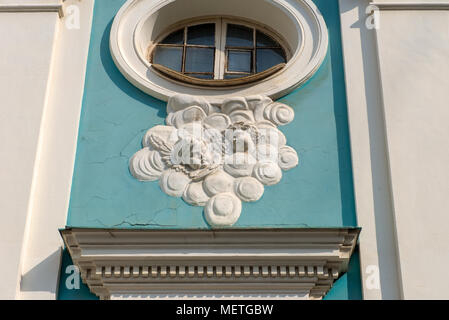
{"left": 110, "top": 0, "right": 328, "bottom": 104}
{"left": 148, "top": 17, "right": 291, "bottom": 87}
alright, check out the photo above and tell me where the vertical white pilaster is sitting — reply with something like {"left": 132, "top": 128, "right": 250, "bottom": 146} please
{"left": 0, "top": 0, "right": 94, "bottom": 299}
{"left": 373, "top": 1, "right": 449, "bottom": 299}
{"left": 339, "top": 0, "right": 402, "bottom": 299}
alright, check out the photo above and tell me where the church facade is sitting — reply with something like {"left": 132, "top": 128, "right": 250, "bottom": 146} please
{"left": 1, "top": 0, "right": 448, "bottom": 300}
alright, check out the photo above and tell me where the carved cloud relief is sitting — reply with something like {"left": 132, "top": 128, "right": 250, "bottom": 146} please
{"left": 130, "top": 94, "right": 299, "bottom": 227}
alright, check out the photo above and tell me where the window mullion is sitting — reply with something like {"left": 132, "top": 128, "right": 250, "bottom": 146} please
{"left": 213, "top": 19, "right": 221, "bottom": 80}
{"left": 216, "top": 18, "right": 227, "bottom": 80}
{"left": 252, "top": 27, "right": 257, "bottom": 74}
{"left": 182, "top": 27, "right": 187, "bottom": 73}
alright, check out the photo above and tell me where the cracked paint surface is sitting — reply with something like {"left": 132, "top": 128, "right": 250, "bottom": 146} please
{"left": 66, "top": 0, "right": 357, "bottom": 229}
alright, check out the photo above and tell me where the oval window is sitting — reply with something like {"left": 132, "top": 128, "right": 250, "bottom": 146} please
{"left": 150, "top": 19, "right": 288, "bottom": 87}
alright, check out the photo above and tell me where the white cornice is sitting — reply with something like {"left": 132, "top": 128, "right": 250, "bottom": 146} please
{"left": 370, "top": 2, "right": 449, "bottom": 10}
{"left": 61, "top": 228, "right": 360, "bottom": 300}
{"left": 0, "top": 3, "right": 64, "bottom": 18}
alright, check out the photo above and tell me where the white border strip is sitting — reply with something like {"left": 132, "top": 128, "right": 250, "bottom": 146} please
{"left": 0, "top": 4, "right": 64, "bottom": 18}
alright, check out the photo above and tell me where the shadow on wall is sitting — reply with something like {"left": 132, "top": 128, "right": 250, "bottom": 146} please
{"left": 343, "top": 1, "right": 401, "bottom": 299}
{"left": 281, "top": 0, "right": 357, "bottom": 227}
{"left": 20, "top": 249, "right": 62, "bottom": 296}
{"left": 100, "top": 18, "right": 166, "bottom": 118}
{"left": 356, "top": 2, "right": 401, "bottom": 299}
{"left": 326, "top": 1, "right": 356, "bottom": 228}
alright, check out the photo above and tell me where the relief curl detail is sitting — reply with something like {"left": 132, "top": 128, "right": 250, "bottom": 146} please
{"left": 130, "top": 94, "right": 299, "bottom": 227}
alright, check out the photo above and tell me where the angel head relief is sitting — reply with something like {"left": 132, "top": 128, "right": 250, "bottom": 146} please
{"left": 130, "top": 94, "right": 299, "bottom": 227}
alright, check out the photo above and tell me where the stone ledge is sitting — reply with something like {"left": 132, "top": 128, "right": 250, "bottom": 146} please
{"left": 370, "top": 2, "right": 449, "bottom": 10}
{"left": 0, "top": 3, "right": 64, "bottom": 18}
{"left": 61, "top": 228, "right": 360, "bottom": 300}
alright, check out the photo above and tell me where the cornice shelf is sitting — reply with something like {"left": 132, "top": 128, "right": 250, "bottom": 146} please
{"left": 0, "top": 3, "right": 64, "bottom": 18}
{"left": 370, "top": 2, "right": 449, "bottom": 10}
{"left": 61, "top": 228, "right": 360, "bottom": 300}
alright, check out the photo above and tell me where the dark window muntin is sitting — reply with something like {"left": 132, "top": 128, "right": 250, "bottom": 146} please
{"left": 150, "top": 19, "right": 287, "bottom": 82}
{"left": 153, "top": 23, "right": 216, "bottom": 79}
{"left": 224, "top": 24, "right": 286, "bottom": 78}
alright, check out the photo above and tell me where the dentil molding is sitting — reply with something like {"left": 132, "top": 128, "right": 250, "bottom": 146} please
{"left": 129, "top": 94, "right": 299, "bottom": 227}
{"left": 61, "top": 228, "right": 360, "bottom": 300}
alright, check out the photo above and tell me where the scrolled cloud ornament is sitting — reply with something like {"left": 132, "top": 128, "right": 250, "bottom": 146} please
{"left": 130, "top": 94, "right": 299, "bottom": 227}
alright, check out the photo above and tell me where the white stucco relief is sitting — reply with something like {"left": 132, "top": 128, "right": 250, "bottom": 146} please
{"left": 130, "top": 94, "right": 299, "bottom": 227}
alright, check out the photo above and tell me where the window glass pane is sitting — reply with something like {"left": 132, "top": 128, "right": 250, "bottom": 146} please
{"left": 256, "top": 48, "right": 285, "bottom": 72}
{"left": 228, "top": 50, "right": 252, "bottom": 73}
{"left": 187, "top": 24, "right": 215, "bottom": 46}
{"left": 186, "top": 74, "right": 214, "bottom": 79}
{"left": 226, "top": 24, "right": 253, "bottom": 47}
{"left": 185, "top": 47, "right": 215, "bottom": 73}
{"left": 160, "top": 29, "right": 184, "bottom": 45}
{"left": 224, "top": 74, "right": 248, "bottom": 79}
{"left": 153, "top": 46, "right": 183, "bottom": 72}
{"left": 256, "top": 31, "right": 279, "bottom": 47}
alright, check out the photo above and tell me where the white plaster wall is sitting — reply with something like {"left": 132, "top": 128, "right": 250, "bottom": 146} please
{"left": 375, "top": 8, "right": 449, "bottom": 299}
{"left": 18, "top": 0, "right": 95, "bottom": 300}
{"left": 0, "top": 0, "right": 94, "bottom": 299}
{"left": 0, "top": 11, "right": 59, "bottom": 299}
{"left": 340, "top": 0, "right": 449, "bottom": 299}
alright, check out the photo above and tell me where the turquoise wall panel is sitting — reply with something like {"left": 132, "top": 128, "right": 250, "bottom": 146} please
{"left": 60, "top": 0, "right": 361, "bottom": 300}
{"left": 66, "top": 0, "right": 357, "bottom": 229}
